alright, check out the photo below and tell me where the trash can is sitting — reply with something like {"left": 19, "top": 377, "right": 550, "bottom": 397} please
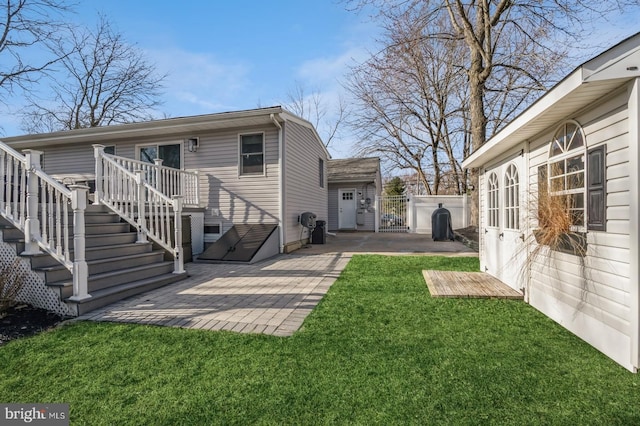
{"left": 311, "top": 220, "right": 326, "bottom": 244}
{"left": 432, "top": 203, "right": 455, "bottom": 241}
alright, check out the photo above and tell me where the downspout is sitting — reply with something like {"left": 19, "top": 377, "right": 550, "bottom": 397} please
{"left": 270, "top": 113, "right": 285, "bottom": 254}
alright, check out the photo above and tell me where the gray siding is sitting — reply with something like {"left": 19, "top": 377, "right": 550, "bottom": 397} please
{"left": 37, "top": 125, "right": 280, "bottom": 235}
{"left": 283, "top": 121, "right": 328, "bottom": 245}
{"left": 327, "top": 182, "right": 377, "bottom": 231}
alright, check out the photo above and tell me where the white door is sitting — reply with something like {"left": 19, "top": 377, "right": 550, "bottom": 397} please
{"left": 338, "top": 189, "right": 357, "bottom": 229}
{"left": 483, "top": 159, "right": 526, "bottom": 292}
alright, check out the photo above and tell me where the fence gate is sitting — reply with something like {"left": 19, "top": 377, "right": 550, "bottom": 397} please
{"left": 377, "top": 195, "right": 409, "bottom": 232}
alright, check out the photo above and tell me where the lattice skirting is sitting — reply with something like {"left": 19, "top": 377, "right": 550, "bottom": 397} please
{"left": 0, "top": 241, "right": 74, "bottom": 316}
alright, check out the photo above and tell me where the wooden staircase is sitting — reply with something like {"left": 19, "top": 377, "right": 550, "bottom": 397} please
{"left": 0, "top": 204, "right": 188, "bottom": 316}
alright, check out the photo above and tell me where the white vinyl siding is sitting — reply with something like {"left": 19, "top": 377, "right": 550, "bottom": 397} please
{"left": 525, "top": 88, "right": 631, "bottom": 366}
{"left": 283, "top": 121, "right": 328, "bottom": 245}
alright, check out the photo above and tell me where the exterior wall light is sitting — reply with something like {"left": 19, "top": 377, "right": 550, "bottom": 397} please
{"left": 187, "top": 137, "right": 199, "bottom": 152}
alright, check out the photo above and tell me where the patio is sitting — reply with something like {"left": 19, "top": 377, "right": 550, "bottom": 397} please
{"left": 78, "top": 233, "right": 476, "bottom": 335}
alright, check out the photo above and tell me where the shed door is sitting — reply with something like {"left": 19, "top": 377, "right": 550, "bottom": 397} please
{"left": 338, "top": 189, "right": 357, "bottom": 229}
{"left": 483, "top": 159, "right": 525, "bottom": 292}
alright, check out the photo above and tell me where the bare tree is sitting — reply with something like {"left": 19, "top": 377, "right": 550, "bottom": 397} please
{"left": 284, "top": 81, "right": 347, "bottom": 148}
{"left": 347, "top": 13, "right": 470, "bottom": 195}
{"left": 349, "top": 0, "right": 634, "bottom": 223}
{"left": 21, "top": 15, "right": 165, "bottom": 132}
{"left": 0, "top": 0, "right": 72, "bottom": 99}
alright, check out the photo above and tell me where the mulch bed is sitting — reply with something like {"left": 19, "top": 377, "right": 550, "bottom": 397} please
{"left": 0, "top": 304, "right": 67, "bottom": 345}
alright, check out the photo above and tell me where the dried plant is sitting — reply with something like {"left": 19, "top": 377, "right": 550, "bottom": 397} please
{"left": 0, "top": 259, "right": 27, "bottom": 314}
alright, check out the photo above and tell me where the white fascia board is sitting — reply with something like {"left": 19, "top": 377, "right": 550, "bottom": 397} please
{"left": 2, "top": 106, "right": 285, "bottom": 148}
{"left": 462, "top": 71, "right": 583, "bottom": 169}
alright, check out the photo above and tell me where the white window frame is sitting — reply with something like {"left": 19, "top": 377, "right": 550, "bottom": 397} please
{"left": 238, "top": 132, "right": 265, "bottom": 177}
{"left": 547, "top": 121, "right": 586, "bottom": 231}
{"left": 135, "top": 140, "right": 184, "bottom": 169}
{"left": 504, "top": 163, "right": 519, "bottom": 230}
{"left": 487, "top": 172, "right": 499, "bottom": 228}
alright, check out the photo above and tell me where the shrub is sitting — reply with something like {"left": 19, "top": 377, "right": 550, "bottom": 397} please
{"left": 0, "top": 259, "right": 27, "bottom": 314}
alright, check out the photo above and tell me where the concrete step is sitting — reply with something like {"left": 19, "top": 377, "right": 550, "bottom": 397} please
{"left": 66, "top": 271, "right": 188, "bottom": 316}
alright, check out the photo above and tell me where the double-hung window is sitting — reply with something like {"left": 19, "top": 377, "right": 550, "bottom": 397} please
{"left": 239, "top": 133, "right": 264, "bottom": 175}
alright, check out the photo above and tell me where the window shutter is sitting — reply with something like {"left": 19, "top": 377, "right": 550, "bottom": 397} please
{"left": 587, "top": 145, "right": 606, "bottom": 231}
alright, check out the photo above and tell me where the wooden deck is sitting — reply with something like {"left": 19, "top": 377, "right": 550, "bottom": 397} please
{"left": 422, "top": 270, "right": 523, "bottom": 299}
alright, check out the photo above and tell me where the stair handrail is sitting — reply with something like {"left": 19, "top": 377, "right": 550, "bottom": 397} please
{"left": 95, "top": 148, "right": 184, "bottom": 274}
{"left": 0, "top": 142, "right": 90, "bottom": 301}
{"left": 93, "top": 145, "right": 199, "bottom": 206}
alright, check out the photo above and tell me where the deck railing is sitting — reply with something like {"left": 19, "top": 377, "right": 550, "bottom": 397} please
{"left": 94, "top": 147, "right": 184, "bottom": 274}
{"left": 0, "top": 142, "right": 90, "bottom": 301}
{"left": 94, "top": 146, "right": 199, "bottom": 207}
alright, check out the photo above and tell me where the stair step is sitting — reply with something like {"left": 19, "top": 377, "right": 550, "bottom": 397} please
{"left": 36, "top": 251, "right": 166, "bottom": 283}
{"left": 86, "top": 232, "right": 138, "bottom": 247}
{"left": 66, "top": 271, "right": 188, "bottom": 316}
{"left": 27, "top": 242, "right": 155, "bottom": 269}
{"left": 49, "top": 261, "right": 177, "bottom": 299}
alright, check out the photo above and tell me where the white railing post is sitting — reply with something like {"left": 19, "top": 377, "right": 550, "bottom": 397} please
{"left": 154, "top": 159, "right": 163, "bottom": 195}
{"left": 135, "top": 170, "right": 148, "bottom": 243}
{"left": 374, "top": 195, "right": 380, "bottom": 233}
{"left": 22, "top": 150, "right": 42, "bottom": 255}
{"left": 172, "top": 195, "right": 185, "bottom": 274}
{"left": 93, "top": 144, "right": 105, "bottom": 205}
{"left": 195, "top": 170, "right": 201, "bottom": 207}
{"left": 68, "top": 185, "right": 90, "bottom": 302}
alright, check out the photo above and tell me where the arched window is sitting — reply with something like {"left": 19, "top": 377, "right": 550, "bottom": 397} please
{"left": 548, "top": 121, "right": 586, "bottom": 228}
{"left": 487, "top": 172, "right": 499, "bottom": 227}
{"left": 504, "top": 164, "right": 519, "bottom": 230}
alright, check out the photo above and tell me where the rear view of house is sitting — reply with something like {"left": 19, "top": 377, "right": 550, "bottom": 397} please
{"left": 0, "top": 106, "right": 328, "bottom": 315}
{"left": 463, "top": 33, "right": 640, "bottom": 372}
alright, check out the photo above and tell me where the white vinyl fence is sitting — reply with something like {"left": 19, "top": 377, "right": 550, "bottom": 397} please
{"left": 376, "top": 194, "right": 469, "bottom": 234}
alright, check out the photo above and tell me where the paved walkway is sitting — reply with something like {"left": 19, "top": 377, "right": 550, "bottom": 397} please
{"left": 79, "top": 253, "right": 351, "bottom": 336}
{"left": 79, "top": 233, "right": 476, "bottom": 336}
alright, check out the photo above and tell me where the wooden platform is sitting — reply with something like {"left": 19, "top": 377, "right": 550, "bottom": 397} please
{"left": 422, "top": 270, "right": 523, "bottom": 299}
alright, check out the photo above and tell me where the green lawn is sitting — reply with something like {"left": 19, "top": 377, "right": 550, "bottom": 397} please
{"left": 1, "top": 255, "right": 639, "bottom": 425}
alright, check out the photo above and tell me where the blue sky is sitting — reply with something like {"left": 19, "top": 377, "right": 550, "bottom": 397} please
{"left": 1, "top": 1, "right": 638, "bottom": 161}
{"left": 1, "top": 1, "right": 376, "bottom": 157}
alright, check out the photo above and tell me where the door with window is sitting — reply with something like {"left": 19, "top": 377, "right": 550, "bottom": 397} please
{"left": 484, "top": 158, "right": 525, "bottom": 292}
{"left": 338, "top": 189, "right": 357, "bottom": 229}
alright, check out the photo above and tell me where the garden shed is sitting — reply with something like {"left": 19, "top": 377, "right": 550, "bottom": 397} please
{"left": 462, "top": 33, "right": 640, "bottom": 372}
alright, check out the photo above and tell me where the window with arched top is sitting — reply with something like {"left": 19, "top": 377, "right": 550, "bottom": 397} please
{"left": 488, "top": 172, "right": 499, "bottom": 227}
{"left": 504, "top": 164, "right": 519, "bottom": 230}
{"left": 548, "top": 121, "right": 586, "bottom": 229}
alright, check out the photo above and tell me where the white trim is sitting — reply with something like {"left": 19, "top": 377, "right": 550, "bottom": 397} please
{"left": 628, "top": 78, "right": 640, "bottom": 371}
{"left": 237, "top": 131, "right": 266, "bottom": 177}
{"left": 134, "top": 140, "right": 184, "bottom": 169}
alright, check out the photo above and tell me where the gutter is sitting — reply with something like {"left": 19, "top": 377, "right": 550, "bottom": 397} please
{"left": 270, "top": 113, "right": 285, "bottom": 254}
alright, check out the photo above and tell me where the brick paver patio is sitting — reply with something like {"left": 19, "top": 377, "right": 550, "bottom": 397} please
{"left": 78, "top": 232, "right": 475, "bottom": 336}
{"left": 78, "top": 252, "right": 351, "bottom": 336}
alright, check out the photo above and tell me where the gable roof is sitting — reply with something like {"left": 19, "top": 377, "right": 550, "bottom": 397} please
{"left": 2, "top": 106, "right": 330, "bottom": 158}
{"left": 328, "top": 157, "right": 380, "bottom": 183}
{"left": 463, "top": 32, "right": 640, "bottom": 169}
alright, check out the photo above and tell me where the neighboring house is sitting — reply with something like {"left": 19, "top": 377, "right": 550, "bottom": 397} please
{"left": 327, "top": 157, "right": 381, "bottom": 231}
{"left": 462, "top": 33, "right": 640, "bottom": 372}
{"left": 0, "top": 106, "right": 329, "bottom": 315}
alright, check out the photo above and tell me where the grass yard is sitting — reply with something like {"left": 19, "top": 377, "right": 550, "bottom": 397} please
{"left": 1, "top": 255, "right": 639, "bottom": 425}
